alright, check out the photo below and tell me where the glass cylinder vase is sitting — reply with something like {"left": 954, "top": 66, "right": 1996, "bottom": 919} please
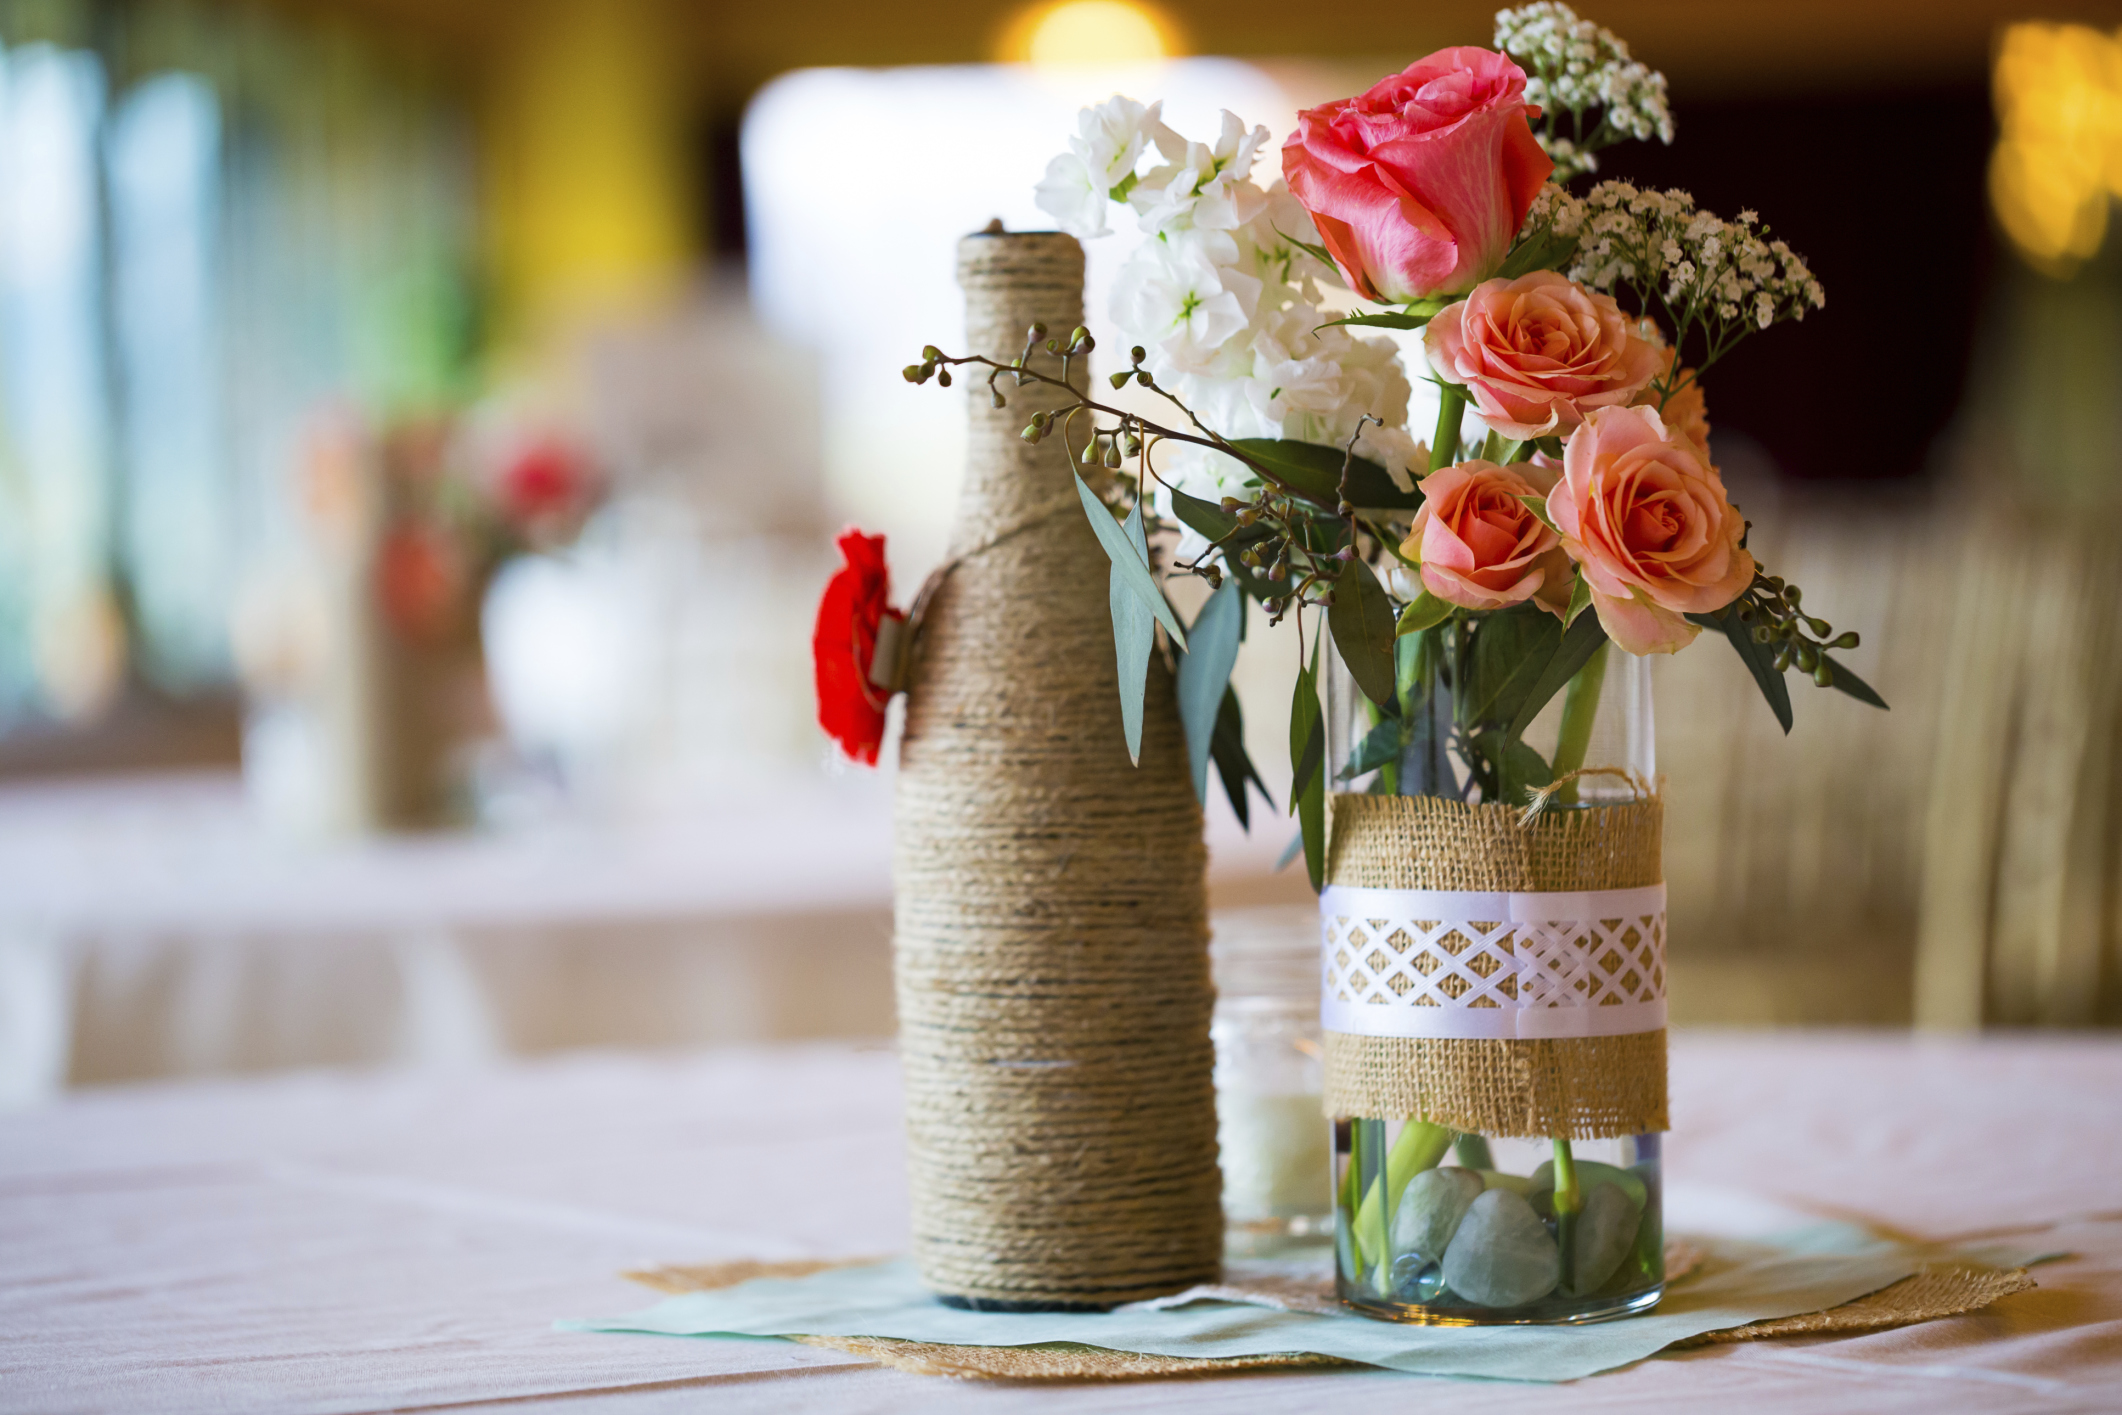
{"left": 1320, "top": 625, "right": 1666, "bottom": 1324}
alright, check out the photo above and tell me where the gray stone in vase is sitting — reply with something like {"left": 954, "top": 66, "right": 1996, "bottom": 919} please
{"left": 1390, "top": 1166, "right": 1485, "bottom": 1269}
{"left": 1441, "top": 1189, "right": 1560, "bottom": 1307}
{"left": 1568, "top": 1181, "right": 1645, "bottom": 1295}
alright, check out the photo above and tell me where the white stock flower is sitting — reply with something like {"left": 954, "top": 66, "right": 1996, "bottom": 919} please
{"left": 1110, "top": 234, "right": 1261, "bottom": 373}
{"left": 1035, "top": 152, "right": 1112, "bottom": 238}
{"left": 1033, "top": 96, "right": 1169, "bottom": 239}
{"left": 1128, "top": 110, "right": 1271, "bottom": 235}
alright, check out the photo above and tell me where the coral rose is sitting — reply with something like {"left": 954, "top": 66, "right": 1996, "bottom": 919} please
{"left": 1425, "top": 271, "right": 1662, "bottom": 440}
{"left": 1281, "top": 47, "right": 1551, "bottom": 304}
{"left": 812, "top": 529, "right": 903, "bottom": 766}
{"left": 1547, "top": 405, "right": 1754, "bottom": 655}
{"left": 1402, "top": 458, "right": 1568, "bottom": 612}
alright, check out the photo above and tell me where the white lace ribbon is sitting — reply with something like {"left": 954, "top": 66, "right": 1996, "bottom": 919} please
{"left": 1319, "top": 883, "right": 1667, "bottom": 1041}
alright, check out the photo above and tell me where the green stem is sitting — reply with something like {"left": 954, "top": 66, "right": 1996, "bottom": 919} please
{"left": 1551, "top": 1138, "right": 1582, "bottom": 1295}
{"left": 1430, "top": 387, "right": 1466, "bottom": 471}
{"left": 1550, "top": 642, "right": 1610, "bottom": 805}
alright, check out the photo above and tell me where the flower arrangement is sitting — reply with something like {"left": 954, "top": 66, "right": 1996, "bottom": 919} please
{"left": 821, "top": 2, "right": 1882, "bottom": 884}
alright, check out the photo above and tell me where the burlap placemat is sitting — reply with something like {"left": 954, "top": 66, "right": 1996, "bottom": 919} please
{"left": 618, "top": 1247, "right": 2033, "bottom": 1381}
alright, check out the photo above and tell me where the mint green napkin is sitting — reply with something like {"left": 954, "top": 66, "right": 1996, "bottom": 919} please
{"left": 563, "top": 1223, "right": 2030, "bottom": 1382}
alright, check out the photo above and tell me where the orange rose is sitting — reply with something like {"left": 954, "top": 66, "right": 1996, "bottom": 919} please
{"left": 1634, "top": 344, "right": 1711, "bottom": 462}
{"left": 1425, "top": 271, "right": 1662, "bottom": 441}
{"left": 1547, "top": 405, "right": 1753, "bottom": 654}
{"left": 1402, "top": 458, "right": 1567, "bottom": 612}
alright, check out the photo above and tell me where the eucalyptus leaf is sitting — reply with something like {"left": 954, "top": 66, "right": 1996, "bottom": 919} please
{"left": 1293, "top": 637, "right": 1327, "bottom": 891}
{"left": 1397, "top": 591, "right": 1453, "bottom": 636}
{"left": 1820, "top": 653, "right": 1890, "bottom": 710}
{"left": 1075, "top": 473, "right": 1187, "bottom": 649}
{"left": 1688, "top": 607, "right": 1792, "bottom": 734}
{"left": 1227, "top": 437, "right": 1422, "bottom": 511}
{"left": 1177, "top": 580, "right": 1243, "bottom": 800}
{"left": 1329, "top": 558, "right": 1397, "bottom": 705}
{"left": 1109, "top": 505, "right": 1155, "bottom": 765}
{"left": 1338, "top": 716, "right": 1405, "bottom": 781}
{"left": 1168, "top": 484, "right": 1243, "bottom": 544}
{"left": 1505, "top": 608, "right": 1610, "bottom": 740}
{"left": 1210, "top": 686, "right": 1272, "bottom": 829}
{"left": 1289, "top": 642, "right": 1325, "bottom": 812}
{"left": 1469, "top": 729, "right": 1555, "bottom": 806}
{"left": 1462, "top": 601, "right": 1564, "bottom": 731}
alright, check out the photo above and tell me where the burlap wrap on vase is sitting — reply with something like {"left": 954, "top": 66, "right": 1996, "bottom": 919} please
{"left": 1322, "top": 791, "right": 1669, "bottom": 1138}
{"left": 891, "top": 230, "right": 1221, "bottom": 1310}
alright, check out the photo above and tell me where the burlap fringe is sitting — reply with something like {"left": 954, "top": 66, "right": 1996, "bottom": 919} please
{"left": 625, "top": 1256, "right": 2034, "bottom": 1381}
{"left": 1322, "top": 791, "right": 1668, "bottom": 1136}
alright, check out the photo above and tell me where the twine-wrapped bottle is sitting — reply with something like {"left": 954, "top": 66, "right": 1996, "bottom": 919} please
{"left": 891, "top": 229, "right": 1222, "bottom": 1309}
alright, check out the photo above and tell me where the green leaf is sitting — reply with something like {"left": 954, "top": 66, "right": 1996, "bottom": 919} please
{"left": 1316, "top": 311, "right": 1429, "bottom": 332}
{"left": 1109, "top": 505, "right": 1155, "bottom": 765}
{"left": 1337, "top": 716, "right": 1404, "bottom": 781}
{"left": 1688, "top": 607, "right": 1792, "bottom": 734}
{"left": 1209, "top": 685, "right": 1272, "bottom": 828}
{"left": 1275, "top": 829, "right": 1305, "bottom": 872}
{"left": 1075, "top": 474, "right": 1186, "bottom": 649}
{"left": 1820, "top": 653, "right": 1890, "bottom": 710}
{"left": 1289, "top": 642, "right": 1324, "bottom": 813}
{"left": 1461, "top": 601, "right": 1564, "bottom": 731}
{"left": 1168, "top": 484, "right": 1243, "bottom": 543}
{"left": 1499, "top": 228, "right": 1580, "bottom": 279}
{"left": 1227, "top": 437, "right": 1422, "bottom": 511}
{"left": 1176, "top": 580, "right": 1244, "bottom": 800}
{"left": 1396, "top": 590, "right": 1453, "bottom": 636}
{"left": 1292, "top": 637, "right": 1327, "bottom": 891}
{"left": 1329, "top": 557, "right": 1397, "bottom": 706}
{"left": 1515, "top": 494, "right": 1560, "bottom": 535}
{"left": 1466, "top": 729, "right": 1554, "bottom": 806}
{"left": 1505, "top": 607, "right": 1610, "bottom": 740}
{"left": 1274, "top": 224, "right": 1339, "bottom": 270}
{"left": 1563, "top": 566, "right": 1593, "bottom": 628}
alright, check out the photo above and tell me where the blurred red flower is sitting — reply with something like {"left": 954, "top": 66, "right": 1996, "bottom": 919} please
{"left": 498, "top": 437, "right": 593, "bottom": 529}
{"left": 813, "top": 529, "right": 902, "bottom": 765}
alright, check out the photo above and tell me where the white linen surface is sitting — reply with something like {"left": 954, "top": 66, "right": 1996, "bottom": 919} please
{"left": 3, "top": 1034, "right": 2119, "bottom": 1414}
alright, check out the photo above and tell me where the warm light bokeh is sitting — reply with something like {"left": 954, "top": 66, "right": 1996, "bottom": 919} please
{"left": 1990, "top": 22, "right": 2122, "bottom": 276}
{"left": 997, "top": 0, "right": 1181, "bottom": 67}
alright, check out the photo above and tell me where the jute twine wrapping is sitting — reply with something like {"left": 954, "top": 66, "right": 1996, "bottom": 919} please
{"left": 1322, "top": 791, "right": 1669, "bottom": 1137}
{"left": 625, "top": 1256, "right": 2035, "bottom": 1381}
{"left": 889, "top": 230, "right": 1220, "bottom": 1310}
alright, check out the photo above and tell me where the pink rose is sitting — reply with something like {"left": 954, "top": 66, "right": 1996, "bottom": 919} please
{"left": 1281, "top": 47, "right": 1551, "bottom": 304}
{"left": 1402, "top": 459, "right": 1566, "bottom": 612}
{"left": 1547, "top": 405, "right": 1755, "bottom": 655}
{"left": 1425, "top": 271, "right": 1663, "bottom": 440}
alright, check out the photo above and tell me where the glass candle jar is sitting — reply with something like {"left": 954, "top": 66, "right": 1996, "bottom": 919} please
{"left": 1210, "top": 908, "right": 1332, "bottom": 1256}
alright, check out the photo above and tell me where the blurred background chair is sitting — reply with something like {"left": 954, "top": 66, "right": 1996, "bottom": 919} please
{"left": 1, "top": 0, "right": 2119, "bottom": 1104}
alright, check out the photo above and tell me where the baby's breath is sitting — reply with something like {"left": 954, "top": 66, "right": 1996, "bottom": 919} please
{"left": 1532, "top": 179, "right": 1824, "bottom": 404}
{"left": 1494, "top": 3, "right": 1674, "bottom": 180}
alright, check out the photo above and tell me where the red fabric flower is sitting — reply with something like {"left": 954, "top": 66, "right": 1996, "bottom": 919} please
{"left": 813, "top": 529, "right": 903, "bottom": 765}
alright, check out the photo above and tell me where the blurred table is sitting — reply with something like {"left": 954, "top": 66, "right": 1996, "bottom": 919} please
{"left": 4, "top": 1034, "right": 2118, "bottom": 1414}
{"left": 0, "top": 769, "right": 1304, "bottom": 1104}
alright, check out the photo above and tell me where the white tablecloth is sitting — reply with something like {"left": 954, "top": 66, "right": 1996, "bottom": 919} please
{"left": 4, "top": 1034, "right": 2118, "bottom": 1413}
{"left": 0, "top": 770, "right": 1305, "bottom": 1102}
